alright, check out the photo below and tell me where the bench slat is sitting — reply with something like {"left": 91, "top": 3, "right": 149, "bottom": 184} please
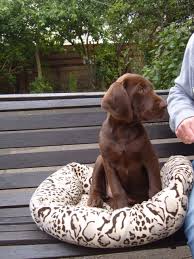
{"left": 0, "top": 171, "right": 51, "bottom": 190}
{"left": 0, "top": 98, "right": 102, "bottom": 111}
{"left": 0, "top": 231, "right": 186, "bottom": 259}
{"left": 0, "top": 230, "right": 56, "bottom": 245}
{"left": 0, "top": 92, "right": 105, "bottom": 101}
{"left": 0, "top": 142, "right": 193, "bottom": 170}
{"left": 0, "top": 188, "right": 34, "bottom": 207}
{"left": 0, "top": 91, "right": 168, "bottom": 100}
{"left": 0, "top": 147, "right": 99, "bottom": 169}
{"left": 146, "top": 123, "right": 176, "bottom": 139}
{"left": 0, "top": 161, "right": 169, "bottom": 190}
{"left": 155, "top": 142, "right": 194, "bottom": 158}
{"left": 0, "top": 243, "right": 130, "bottom": 259}
{"left": 0, "top": 109, "right": 169, "bottom": 131}
{"left": 0, "top": 224, "right": 38, "bottom": 232}
{"left": 0, "top": 228, "right": 184, "bottom": 247}
{"left": 0, "top": 93, "right": 168, "bottom": 111}
{"left": 0, "top": 108, "right": 105, "bottom": 131}
{"left": 0, "top": 123, "right": 175, "bottom": 149}
{"left": 0, "top": 207, "right": 30, "bottom": 217}
{"left": 0, "top": 216, "right": 33, "bottom": 225}
{"left": 0, "top": 127, "right": 100, "bottom": 148}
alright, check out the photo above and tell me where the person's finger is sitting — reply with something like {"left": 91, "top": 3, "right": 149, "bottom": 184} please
{"left": 185, "top": 127, "right": 194, "bottom": 142}
{"left": 189, "top": 122, "right": 194, "bottom": 142}
{"left": 176, "top": 127, "right": 185, "bottom": 141}
{"left": 184, "top": 137, "right": 193, "bottom": 144}
{"left": 176, "top": 117, "right": 194, "bottom": 143}
{"left": 176, "top": 129, "right": 192, "bottom": 144}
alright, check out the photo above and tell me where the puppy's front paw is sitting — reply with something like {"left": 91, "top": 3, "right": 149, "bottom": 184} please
{"left": 112, "top": 197, "right": 129, "bottom": 210}
{"left": 127, "top": 196, "right": 137, "bottom": 206}
{"left": 87, "top": 193, "right": 103, "bottom": 208}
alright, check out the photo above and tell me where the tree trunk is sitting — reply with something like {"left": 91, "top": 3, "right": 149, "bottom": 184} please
{"left": 35, "top": 45, "right": 42, "bottom": 79}
{"left": 79, "top": 35, "right": 95, "bottom": 90}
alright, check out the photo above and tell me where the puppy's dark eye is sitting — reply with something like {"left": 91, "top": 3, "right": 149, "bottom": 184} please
{"left": 138, "top": 86, "right": 145, "bottom": 94}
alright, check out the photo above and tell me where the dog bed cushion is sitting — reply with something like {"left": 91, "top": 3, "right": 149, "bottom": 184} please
{"left": 30, "top": 155, "right": 193, "bottom": 248}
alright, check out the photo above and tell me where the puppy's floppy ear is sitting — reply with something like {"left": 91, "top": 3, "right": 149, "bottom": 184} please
{"left": 101, "top": 81, "right": 133, "bottom": 122}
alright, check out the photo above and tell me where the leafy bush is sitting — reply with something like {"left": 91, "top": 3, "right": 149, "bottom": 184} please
{"left": 95, "top": 43, "right": 144, "bottom": 89}
{"left": 30, "top": 77, "right": 53, "bottom": 93}
{"left": 143, "top": 20, "right": 193, "bottom": 89}
{"left": 95, "top": 44, "right": 119, "bottom": 89}
{"left": 68, "top": 73, "right": 78, "bottom": 92}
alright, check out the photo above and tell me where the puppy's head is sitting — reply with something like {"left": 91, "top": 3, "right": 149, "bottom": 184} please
{"left": 101, "top": 73, "right": 166, "bottom": 123}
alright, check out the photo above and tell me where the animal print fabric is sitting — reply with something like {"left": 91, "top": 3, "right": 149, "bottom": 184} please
{"left": 30, "top": 155, "right": 193, "bottom": 248}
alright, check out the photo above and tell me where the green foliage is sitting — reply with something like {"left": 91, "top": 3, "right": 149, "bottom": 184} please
{"left": 0, "top": 0, "right": 65, "bottom": 91}
{"left": 68, "top": 73, "right": 77, "bottom": 92}
{"left": 0, "top": 0, "right": 193, "bottom": 92}
{"left": 95, "top": 43, "right": 143, "bottom": 89}
{"left": 0, "top": 0, "right": 108, "bottom": 92}
{"left": 0, "top": 0, "right": 32, "bottom": 83}
{"left": 143, "top": 20, "right": 193, "bottom": 89}
{"left": 95, "top": 44, "right": 118, "bottom": 89}
{"left": 30, "top": 77, "right": 53, "bottom": 93}
{"left": 94, "top": 0, "right": 194, "bottom": 89}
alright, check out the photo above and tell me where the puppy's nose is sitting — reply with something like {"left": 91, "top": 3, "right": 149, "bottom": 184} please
{"left": 159, "top": 100, "right": 167, "bottom": 109}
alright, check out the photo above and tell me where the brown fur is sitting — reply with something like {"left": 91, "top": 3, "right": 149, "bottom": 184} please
{"left": 87, "top": 73, "right": 167, "bottom": 209}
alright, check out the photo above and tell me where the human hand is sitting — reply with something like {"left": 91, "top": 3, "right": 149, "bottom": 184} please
{"left": 176, "top": 117, "right": 194, "bottom": 144}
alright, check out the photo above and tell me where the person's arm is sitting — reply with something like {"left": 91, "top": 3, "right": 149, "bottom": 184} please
{"left": 167, "top": 33, "right": 194, "bottom": 143}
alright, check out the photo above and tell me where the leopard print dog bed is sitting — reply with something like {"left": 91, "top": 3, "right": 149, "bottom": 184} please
{"left": 30, "top": 155, "right": 193, "bottom": 248}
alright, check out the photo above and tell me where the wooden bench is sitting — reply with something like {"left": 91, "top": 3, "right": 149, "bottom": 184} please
{"left": 0, "top": 91, "right": 193, "bottom": 259}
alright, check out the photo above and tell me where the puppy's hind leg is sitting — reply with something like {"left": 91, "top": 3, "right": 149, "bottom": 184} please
{"left": 87, "top": 155, "right": 106, "bottom": 208}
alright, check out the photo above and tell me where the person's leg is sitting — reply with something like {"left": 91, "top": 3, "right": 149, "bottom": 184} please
{"left": 184, "top": 161, "right": 194, "bottom": 257}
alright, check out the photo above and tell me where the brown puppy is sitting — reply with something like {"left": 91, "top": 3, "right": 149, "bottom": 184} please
{"left": 87, "top": 73, "right": 167, "bottom": 210}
